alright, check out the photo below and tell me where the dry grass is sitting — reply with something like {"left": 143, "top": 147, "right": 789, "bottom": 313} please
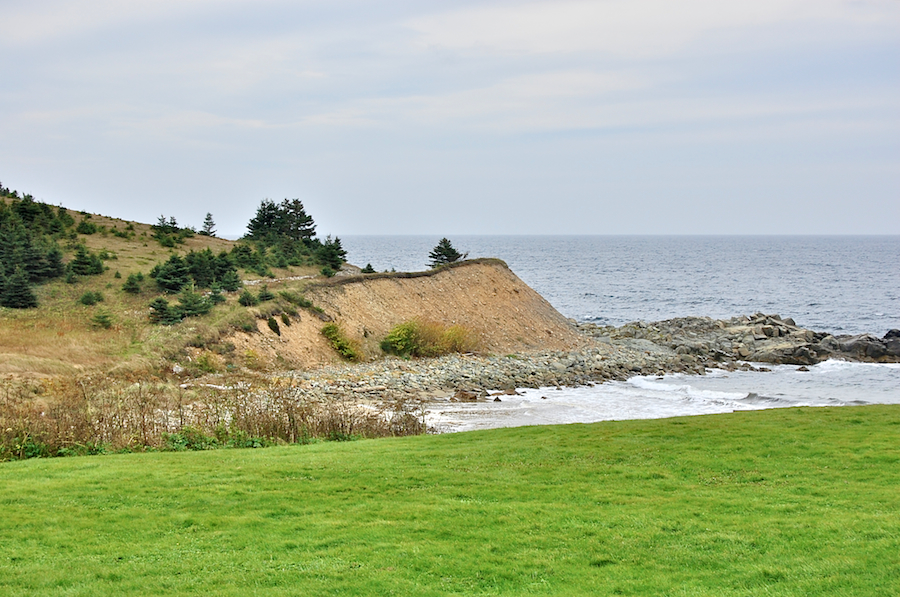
{"left": 0, "top": 375, "right": 425, "bottom": 459}
{"left": 0, "top": 205, "right": 323, "bottom": 379}
{"left": 380, "top": 319, "right": 481, "bottom": 357}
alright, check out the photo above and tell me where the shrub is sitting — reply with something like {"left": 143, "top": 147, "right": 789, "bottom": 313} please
{"left": 258, "top": 285, "right": 275, "bottom": 301}
{"left": 162, "top": 426, "right": 218, "bottom": 451}
{"left": 238, "top": 289, "right": 259, "bottom": 307}
{"left": 381, "top": 319, "right": 478, "bottom": 357}
{"left": 78, "top": 291, "right": 104, "bottom": 306}
{"left": 320, "top": 266, "right": 336, "bottom": 278}
{"left": 122, "top": 273, "right": 143, "bottom": 294}
{"left": 267, "top": 316, "right": 281, "bottom": 336}
{"left": 75, "top": 220, "right": 97, "bottom": 235}
{"left": 321, "top": 323, "right": 359, "bottom": 361}
{"left": 148, "top": 297, "right": 182, "bottom": 325}
{"left": 92, "top": 311, "right": 113, "bottom": 329}
{"left": 280, "top": 312, "right": 291, "bottom": 326}
{"left": 278, "top": 290, "right": 313, "bottom": 308}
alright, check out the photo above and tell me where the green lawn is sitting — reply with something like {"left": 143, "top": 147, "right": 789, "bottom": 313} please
{"left": 1, "top": 405, "right": 898, "bottom": 596}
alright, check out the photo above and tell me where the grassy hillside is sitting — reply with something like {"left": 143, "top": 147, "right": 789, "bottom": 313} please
{"left": 1, "top": 405, "right": 898, "bottom": 596}
{"left": 0, "top": 197, "right": 325, "bottom": 377}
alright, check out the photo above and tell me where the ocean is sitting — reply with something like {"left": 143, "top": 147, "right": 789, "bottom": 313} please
{"left": 342, "top": 235, "right": 900, "bottom": 431}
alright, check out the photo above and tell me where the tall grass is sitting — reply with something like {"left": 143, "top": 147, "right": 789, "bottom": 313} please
{"left": 0, "top": 377, "right": 424, "bottom": 460}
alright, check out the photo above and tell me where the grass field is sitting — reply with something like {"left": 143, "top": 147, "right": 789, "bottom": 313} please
{"left": 1, "top": 405, "right": 898, "bottom": 596}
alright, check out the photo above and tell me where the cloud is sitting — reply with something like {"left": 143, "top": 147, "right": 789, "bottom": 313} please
{"left": 406, "top": 0, "right": 900, "bottom": 58}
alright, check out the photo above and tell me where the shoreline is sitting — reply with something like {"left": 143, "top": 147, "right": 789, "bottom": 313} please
{"left": 252, "top": 313, "right": 900, "bottom": 411}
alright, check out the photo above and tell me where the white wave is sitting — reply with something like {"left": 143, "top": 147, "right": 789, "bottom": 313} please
{"left": 425, "top": 360, "right": 900, "bottom": 433}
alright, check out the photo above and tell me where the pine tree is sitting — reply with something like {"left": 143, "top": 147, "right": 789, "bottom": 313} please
{"left": 154, "top": 255, "right": 190, "bottom": 293}
{"left": 317, "top": 236, "right": 347, "bottom": 270}
{"left": 149, "top": 298, "right": 182, "bottom": 325}
{"left": 0, "top": 267, "right": 39, "bottom": 309}
{"left": 68, "top": 245, "right": 103, "bottom": 275}
{"left": 200, "top": 213, "right": 216, "bottom": 237}
{"left": 220, "top": 269, "right": 242, "bottom": 292}
{"left": 177, "top": 286, "right": 212, "bottom": 318}
{"left": 122, "top": 273, "right": 143, "bottom": 294}
{"left": 257, "top": 285, "right": 275, "bottom": 302}
{"left": 428, "top": 238, "right": 467, "bottom": 268}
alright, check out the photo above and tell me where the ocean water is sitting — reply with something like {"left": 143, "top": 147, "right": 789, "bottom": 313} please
{"left": 341, "top": 235, "right": 900, "bottom": 431}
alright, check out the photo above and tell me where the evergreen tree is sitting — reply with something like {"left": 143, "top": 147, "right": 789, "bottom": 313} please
{"left": 361, "top": 263, "right": 376, "bottom": 274}
{"left": 122, "top": 273, "right": 143, "bottom": 294}
{"left": 0, "top": 267, "right": 39, "bottom": 308}
{"left": 317, "top": 236, "right": 347, "bottom": 270}
{"left": 185, "top": 249, "right": 216, "bottom": 288}
{"left": 208, "top": 284, "right": 226, "bottom": 304}
{"left": 68, "top": 245, "right": 104, "bottom": 275}
{"left": 245, "top": 198, "right": 316, "bottom": 244}
{"left": 154, "top": 255, "right": 190, "bottom": 293}
{"left": 148, "top": 298, "right": 182, "bottom": 325}
{"left": 428, "top": 238, "right": 467, "bottom": 268}
{"left": 200, "top": 212, "right": 216, "bottom": 236}
{"left": 238, "top": 289, "right": 259, "bottom": 306}
{"left": 220, "top": 269, "right": 242, "bottom": 292}
{"left": 257, "top": 285, "right": 275, "bottom": 301}
{"left": 177, "top": 286, "right": 212, "bottom": 318}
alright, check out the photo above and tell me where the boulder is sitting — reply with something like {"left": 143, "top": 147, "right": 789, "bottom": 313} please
{"left": 885, "top": 339, "right": 900, "bottom": 358}
{"left": 839, "top": 334, "right": 883, "bottom": 357}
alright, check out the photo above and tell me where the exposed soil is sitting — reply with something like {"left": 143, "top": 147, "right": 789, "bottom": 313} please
{"left": 227, "top": 260, "right": 586, "bottom": 370}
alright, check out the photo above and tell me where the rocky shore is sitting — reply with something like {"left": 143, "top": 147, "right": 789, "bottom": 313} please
{"left": 270, "top": 313, "right": 899, "bottom": 407}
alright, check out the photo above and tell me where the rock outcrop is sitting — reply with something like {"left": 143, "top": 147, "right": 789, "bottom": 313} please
{"left": 579, "top": 314, "right": 900, "bottom": 367}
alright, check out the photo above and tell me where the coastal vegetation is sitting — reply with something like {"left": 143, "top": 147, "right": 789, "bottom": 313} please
{"left": 0, "top": 184, "right": 367, "bottom": 384}
{"left": 381, "top": 319, "right": 479, "bottom": 357}
{"left": 429, "top": 236, "right": 467, "bottom": 267}
{"left": 1, "top": 404, "right": 897, "bottom": 595}
{"left": 321, "top": 322, "right": 360, "bottom": 361}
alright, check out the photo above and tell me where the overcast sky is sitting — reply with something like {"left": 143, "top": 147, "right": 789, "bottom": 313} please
{"left": 1, "top": 0, "right": 898, "bottom": 237}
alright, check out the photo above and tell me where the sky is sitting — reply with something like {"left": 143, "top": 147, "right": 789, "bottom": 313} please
{"left": 1, "top": 0, "right": 898, "bottom": 237}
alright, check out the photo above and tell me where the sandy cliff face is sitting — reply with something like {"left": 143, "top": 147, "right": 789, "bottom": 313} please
{"left": 228, "top": 260, "right": 585, "bottom": 370}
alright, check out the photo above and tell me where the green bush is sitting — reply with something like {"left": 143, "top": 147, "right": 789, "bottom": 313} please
{"left": 162, "top": 426, "right": 218, "bottom": 451}
{"left": 92, "top": 311, "right": 113, "bottom": 329}
{"left": 267, "top": 316, "right": 281, "bottom": 336}
{"left": 148, "top": 298, "right": 182, "bottom": 325}
{"left": 177, "top": 287, "right": 212, "bottom": 318}
{"left": 122, "top": 272, "right": 143, "bottom": 294}
{"left": 321, "top": 323, "right": 359, "bottom": 361}
{"left": 78, "top": 291, "right": 104, "bottom": 305}
{"left": 258, "top": 285, "right": 275, "bottom": 301}
{"left": 75, "top": 220, "right": 97, "bottom": 235}
{"left": 238, "top": 289, "right": 259, "bottom": 307}
{"left": 278, "top": 290, "right": 313, "bottom": 309}
{"left": 381, "top": 319, "right": 478, "bottom": 357}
